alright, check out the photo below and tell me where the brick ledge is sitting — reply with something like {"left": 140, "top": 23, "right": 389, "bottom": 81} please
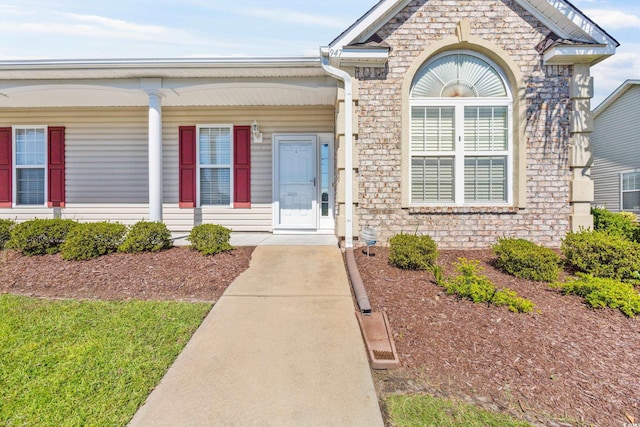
{"left": 407, "top": 206, "right": 522, "bottom": 215}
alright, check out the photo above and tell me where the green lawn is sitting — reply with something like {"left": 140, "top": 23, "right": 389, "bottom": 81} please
{"left": 386, "top": 394, "right": 533, "bottom": 427}
{"left": 0, "top": 294, "right": 211, "bottom": 427}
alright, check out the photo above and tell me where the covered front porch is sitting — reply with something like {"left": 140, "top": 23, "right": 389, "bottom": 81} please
{"left": 0, "top": 57, "right": 349, "bottom": 239}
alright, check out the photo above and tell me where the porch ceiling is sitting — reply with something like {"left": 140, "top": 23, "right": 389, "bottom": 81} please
{"left": 0, "top": 78, "right": 338, "bottom": 108}
{"left": 0, "top": 57, "right": 338, "bottom": 108}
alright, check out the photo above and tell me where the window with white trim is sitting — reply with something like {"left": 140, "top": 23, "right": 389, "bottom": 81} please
{"left": 14, "top": 126, "right": 46, "bottom": 205}
{"left": 198, "top": 125, "right": 232, "bottom": 206}
{"left": 410, "top": 52, "right": 512, "bottom": 205}
{"left": 621, "top": 171, "right": 640, "bottom": 211}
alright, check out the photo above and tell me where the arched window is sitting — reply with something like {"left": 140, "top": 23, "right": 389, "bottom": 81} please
{"left": 409, "top": 52, "right": 512, "bottom": 205}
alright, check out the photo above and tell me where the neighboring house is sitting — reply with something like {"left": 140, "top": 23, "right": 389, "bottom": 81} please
{"left": 0, "top": 0, "right": 618, "bottom": 248}
{"left": 592, "top": 80, "right": 640, "bottom": 213}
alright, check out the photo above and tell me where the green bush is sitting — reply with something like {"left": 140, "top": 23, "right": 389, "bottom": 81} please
{"left": 492, "top": 237, "right": 561, "bottom": 282}
{"left": 118, "top": 221, "right": 172, "bottom": 253}
{"left": 187, "top": 224, "right": 233, "bottom": 255}
{"left": 389, "top": 233, "right": 438, "bottom": 270}
{"left": 60, "top": 222, "right": 127, "bottom": 260}
{"left": 591, "top": 207, "right": 637, "bottom": 241}
{"left": 553, "top": 273, "right": 640, "bottom": 317}
{"left": 0, "top": 219, "right": 15, "bottom": 250}
{"left": 6, "top": 219, "right": 78, "bottom": 255}
{"left": 561, "top": 230, "right": 640, "bottom": 281}
{"left": 444, "top": 258, "right": 534, "bottom": 313}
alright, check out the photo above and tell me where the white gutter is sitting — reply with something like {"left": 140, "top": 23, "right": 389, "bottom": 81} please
{"left": 320, "top": 48, "right": 354, "bottom": 248}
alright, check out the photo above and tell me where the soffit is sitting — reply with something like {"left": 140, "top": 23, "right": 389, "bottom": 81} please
{"left": 0, "top": 78, "right": 338, "bottom": 108}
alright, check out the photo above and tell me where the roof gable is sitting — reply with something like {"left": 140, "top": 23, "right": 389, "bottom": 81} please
{"left": 594, "top": 80, "right": 640, "bottom": 118}
{"left": 328, "top": 0, "right": 618, "bottom": 66}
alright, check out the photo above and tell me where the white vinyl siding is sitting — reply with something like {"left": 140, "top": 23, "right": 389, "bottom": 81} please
{"left": 0, "top": 105, "right": 334, "bottom": 232}
{"left": 14, "top": 126, "right": 46, "bottom": 206}
{"left": 592, "top": 85, "right": 640, "bottom": 212}
{"left": 198, "top": 125, "right": 232, "bottom": 207}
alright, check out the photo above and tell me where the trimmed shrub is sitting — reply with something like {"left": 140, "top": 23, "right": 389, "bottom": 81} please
{"left": 6, "top": 218, "right": 78, "bottom": 255}
{"left": 0, "top": 219, "right": 15, "bottom": 250}
{"left": 444, "top": 258, "right": 534, "bottom": 313}
{"left": 389, "top": 233, "right": 438, "bottom": 270}
{"left": 187, "top": 224, "right": 233, "bottom": 255}
{"left": 492, "top": 237, "right": 561, "bottom": 282}
{"left": 60, "top": 222, "right": 127, "bottom": 260}
{"left": 561, "top": 230, "right": 640, "bottom": 281}
{"left": 591, "top": 207, "right": 637, "bottom": 241}
{"left": 118, "top": 221, "right": 172, "bottom": 253}
{"left": 553, "top": 273, "right": 640, "bottom": 317}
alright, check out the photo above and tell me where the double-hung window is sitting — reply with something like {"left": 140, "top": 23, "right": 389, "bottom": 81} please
{"left": 14, "top": 126, "right": 46, "bottom": 205}
{"left": 621, "top": 171, "right": 640, "bottom": 211}
{"left": 410, "top": 52, "right": 512, "bottom": 206}
{"left": 198, "top": 125, "right": 232, "bottom": 206}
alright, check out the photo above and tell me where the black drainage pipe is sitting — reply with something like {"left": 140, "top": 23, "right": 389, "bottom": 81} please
{"left": 345, "top": 248, "right": 372, "bottom": 315}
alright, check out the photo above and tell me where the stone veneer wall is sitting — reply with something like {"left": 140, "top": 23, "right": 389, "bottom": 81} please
{"left": 355, "top": 0, "right": 573, "bottom": 248}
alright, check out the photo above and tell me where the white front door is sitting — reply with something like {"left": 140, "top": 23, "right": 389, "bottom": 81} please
{"left": 275, "top": 135, "right": 317, "bottom": 229}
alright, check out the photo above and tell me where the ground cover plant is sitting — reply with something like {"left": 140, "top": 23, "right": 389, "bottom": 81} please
{"left": 553, "top": 273, "right": 640, "bottom": 317}
{"left": 385, "top": 394, "right": 533, "bottom": 427}
{"left": 0, "top": 294, "right": 211, "bottom": 427}
{"left": 443, "top": 258, "right": 533, "bottom": 313}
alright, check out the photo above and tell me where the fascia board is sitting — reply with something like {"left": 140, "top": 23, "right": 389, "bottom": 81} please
{"left": 0, "top": 57, "right": 322, "bottom": 71}
{"left": 542, "top": 44, "right": 615, "bottom": 65}
{"left": 329, "top": 0, "right": 412, "bottom": 50}
{"left": 519, "top": 0, "right": 618, "bottom": 47}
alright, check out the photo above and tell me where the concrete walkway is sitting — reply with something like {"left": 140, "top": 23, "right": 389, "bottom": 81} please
{"left": 129, "top": 246, "right": 384, "bottom": 427}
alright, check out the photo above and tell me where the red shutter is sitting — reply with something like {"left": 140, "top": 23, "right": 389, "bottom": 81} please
{"left": 179, "top": 126, "right": 197, "bottom": 208}
{"left": 234, "top": 126, "right": 251, "bottom": 208}
{"left": 0, "top": 127, "right": 11, "bottom": 207}
{"left": 47, "top": 126, "right": 65, "bottom": 208}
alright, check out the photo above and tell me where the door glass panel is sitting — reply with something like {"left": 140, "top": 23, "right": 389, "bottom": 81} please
{"left": 321, "top": 143, "right": 329, "bottom": 217}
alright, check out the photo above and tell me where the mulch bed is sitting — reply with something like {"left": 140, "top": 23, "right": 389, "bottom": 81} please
{"left": 0, "top": 246, "right": 255, "bottom": 302}
{"left": 355, "top": 247, "right": 640, "bottom": 427}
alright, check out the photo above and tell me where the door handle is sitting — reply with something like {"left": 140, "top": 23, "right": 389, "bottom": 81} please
{"left": 310, "top": 177, "right": 316, "bottom": 186}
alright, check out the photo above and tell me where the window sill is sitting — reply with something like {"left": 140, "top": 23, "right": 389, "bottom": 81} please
{"left": 407, "top": 205, "right": 521, "bottom": 215}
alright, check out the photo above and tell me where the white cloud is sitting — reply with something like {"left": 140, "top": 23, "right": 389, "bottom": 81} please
{"left": 0, "top": 11, "right": 248, "bottom": 51}
{"left": 583, "top": 9, "right": 640, "bottom": 29}
{"left": 591, "top": 47, "right": 640, "bottom": 106}
{"left": 241, "top": 7, "right": 348, "bottom": 29}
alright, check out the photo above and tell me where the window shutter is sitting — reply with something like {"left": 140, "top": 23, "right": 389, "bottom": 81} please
{"left": 233, "top": 126, "right": 251, "bottom": 208}
{"left": 47, "top": 126, "right": 65, "bottom": 207}
{"left": 179, "top": 126, "right": 197, "bottom": 208}
{"left": 0, "top": 127, "right": 11, "bottom": 207}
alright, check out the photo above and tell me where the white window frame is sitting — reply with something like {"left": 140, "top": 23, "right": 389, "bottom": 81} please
{"left": 12, "top": 125, "right": 48, "bottom": 207}
{"left": 409, "top": 51, "right": 513, "bottom": 207}
{"left": 620, "top": 170, "right": 640, "bottom": 212}
{"left": 196, "top": 124, "right": 234, "bottom": 208}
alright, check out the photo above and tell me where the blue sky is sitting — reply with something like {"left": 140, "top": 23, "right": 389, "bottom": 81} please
{"left": 0, "top": 0, "right": 637, "bottom": 105}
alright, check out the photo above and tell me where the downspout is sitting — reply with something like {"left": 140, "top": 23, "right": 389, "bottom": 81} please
{"left": 320, "top": 48, "right": 354, "bottom": 248}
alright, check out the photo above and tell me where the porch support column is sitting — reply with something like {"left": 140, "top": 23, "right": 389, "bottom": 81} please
{"left": 147, "top": 91, "right": 163, "bottom": 222}
{"left": 568, "top": 63, "right": 595, "bottom": 231}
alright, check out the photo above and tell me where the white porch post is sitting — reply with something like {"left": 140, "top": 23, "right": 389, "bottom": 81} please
{"left": 148, "top": 91, "right": 163, "bottom": 222}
